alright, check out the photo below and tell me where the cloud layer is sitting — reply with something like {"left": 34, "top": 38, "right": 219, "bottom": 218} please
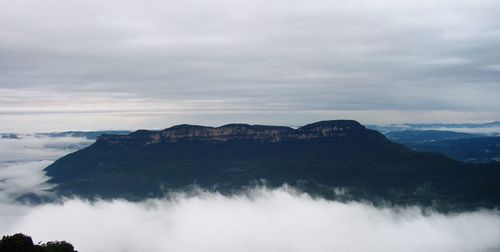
{"left": 2, "top": 188, "right": 500, "bottom": 252}
{"left": 1, "top": 0, "right": 500, "bottom": 131}
{"left": 0, "top": 135, "right": 93, "bottom": 162}
{"left": 0, "top": 135, "right": 92, "bottom": 202}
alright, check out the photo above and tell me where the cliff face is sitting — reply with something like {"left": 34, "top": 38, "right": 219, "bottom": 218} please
{"left": 97, "top": 120, "right": 370, "bottom": 145}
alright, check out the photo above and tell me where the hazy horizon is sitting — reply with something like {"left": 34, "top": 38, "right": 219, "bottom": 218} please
{"left": 3, "top": 119, "right": 500, "bottom": 135}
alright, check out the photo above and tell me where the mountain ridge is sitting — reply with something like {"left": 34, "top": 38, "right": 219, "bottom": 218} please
{"left": 43, "top": 120, "right": 500, "bottom": 211}
{"left": 97, "top": 120, "right": 373, "bottom": 144}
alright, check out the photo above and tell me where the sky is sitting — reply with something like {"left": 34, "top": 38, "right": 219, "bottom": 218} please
{"left": 1, "top": 0, "right": 500, "bottom": 132}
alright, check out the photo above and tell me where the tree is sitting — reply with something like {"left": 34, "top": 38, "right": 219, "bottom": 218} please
{"left": 0, "top": 234, "right": 77, "bottom": 252}
{"left": 0, "top": 233, "right": 36, "bottom": 252}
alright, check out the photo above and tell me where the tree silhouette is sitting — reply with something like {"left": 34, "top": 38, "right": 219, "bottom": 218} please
{"left": 0, "top": 233, "right": 77, "bottom": 252}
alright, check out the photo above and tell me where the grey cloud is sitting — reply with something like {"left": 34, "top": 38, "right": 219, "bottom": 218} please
{"left": 0, "top": 0, "right": 499, "bottom": 130}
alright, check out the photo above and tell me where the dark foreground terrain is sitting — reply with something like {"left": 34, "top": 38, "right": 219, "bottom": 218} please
{"left": 0, "top": 234, "right": 76, "bottom": 252}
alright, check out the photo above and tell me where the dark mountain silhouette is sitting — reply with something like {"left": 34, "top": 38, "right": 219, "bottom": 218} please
{"left": 44, "top": 120, "right": 500, "bottom": 211}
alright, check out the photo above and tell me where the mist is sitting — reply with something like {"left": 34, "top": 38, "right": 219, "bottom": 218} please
{"left": 0, "top": 134, "right": 92, "bottom": 202}
{"left": 0, "top": 134, "right": 93, "bottom": 162}
{"left": 1, "top": 187, "right": 500, "bottom": 252}
{"left": 421, "top": 126, "right": 500, "bottom": 135}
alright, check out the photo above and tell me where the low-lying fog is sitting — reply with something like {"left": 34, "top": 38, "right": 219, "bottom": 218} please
{"left": 1, "top": 134, "right": 500, "bottom": 252}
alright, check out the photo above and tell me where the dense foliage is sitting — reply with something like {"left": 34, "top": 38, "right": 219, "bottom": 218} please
{"left": 0, "top": 234, "right": 76, "bottom": 252}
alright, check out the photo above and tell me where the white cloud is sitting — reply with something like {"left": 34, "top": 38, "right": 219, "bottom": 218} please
{"left": 0, "top": 135, "right": 93, "bottom": 202}
{"left": 0, "top": 160, "right": 54, "bottom": 202}
{"left": 420, "top": 127, "right": 500, "bottom": 135}
{"left": 0, "top": 135, "right": 93, "bottom": 162}
{"left": 1, "top": 188, "right": 500, "bottom": 252}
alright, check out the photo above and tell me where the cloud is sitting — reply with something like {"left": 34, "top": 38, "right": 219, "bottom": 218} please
{"left": 420, "top": 127, "right": 500, "bottom": 135}
{"left": 0, "top": 135, "right": 93, "bottom": 202}
{"left": 0, "top": 161, "right": 54, "bottom": 202}
{"left": 0, "top": 135, "right": 93, "bottom": 162}
{"left": 1, "top": 0, "right": 500, "bottom": 131}
{"left": 1, "top": 187, "right": 500, "bottom": 252}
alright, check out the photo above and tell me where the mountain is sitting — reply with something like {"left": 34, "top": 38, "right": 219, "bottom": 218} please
{"left": 38, "top": 130, "right": 130, "bottom": 140}
{"left": 368, "top": 121, "right": 500, "bottom": 134}
{"left": 1, "top": 131, "right": 130, "bottom": 141}
{"left": 0, "top": 133, "right": 19, "bottom": 139}
{"left": 405, "top": 136, "right": 500, "bottom": 163}
{"left": 403, "top": 121, "right": 500, "bottom": 129}
{"left": 44, "top": 120, "right": 500, "bottom": 211}
{"left": 385, "top": 130, "right": 481, "bottom": 143}
{"left": 383, "top": 130, "right": 500, "bottom": 163}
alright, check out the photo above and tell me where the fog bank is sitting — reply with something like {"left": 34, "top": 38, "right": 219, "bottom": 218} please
{"left": 2, "top": 187, "right": 500, "bottom": 252}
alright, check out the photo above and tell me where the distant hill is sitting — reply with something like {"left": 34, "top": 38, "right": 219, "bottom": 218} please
{"left": 0, "top": 133, "right": 19, "bottom": 139}
{"left": 402, "top": 121, "right": 500, "bottom": 129}
{"left": 383, "top": 130, "right": 500, "bottom": 163}
{"left": 38, "top": 131, "right": 130, "bottom": 140}
{"left": 385, "top": 130, "right": 480, "bottom": 143}
{"left": 405, "top": 136, "right": 500, "bottom": 163}
{"left": 44, "top": 120, "right": 500, "bottom": 211}
{"left": 368, "top": 121, "right": 500, "bottom": 134}
{"left": 1, "top": 131, "right": 130, "bottom": 141}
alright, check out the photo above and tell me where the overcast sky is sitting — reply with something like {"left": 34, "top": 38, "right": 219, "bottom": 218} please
{"left": 1, "top": 0, "right": 499, "bottom": 132}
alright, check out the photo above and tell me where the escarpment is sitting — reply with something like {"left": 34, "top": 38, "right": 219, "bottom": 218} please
{"left": 96, "top": 120, "right": 377, "bottom": 145}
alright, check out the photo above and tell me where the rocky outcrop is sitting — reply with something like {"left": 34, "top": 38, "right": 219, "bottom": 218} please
{"left": 97, "top": 120, "right": 369, "bottom": 145}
